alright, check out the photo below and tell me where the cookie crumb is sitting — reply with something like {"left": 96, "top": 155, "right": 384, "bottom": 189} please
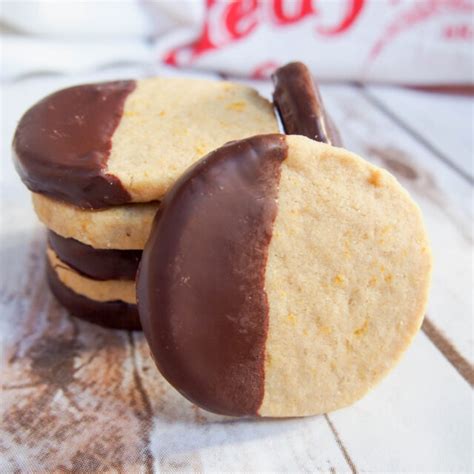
{"left": 332, "top": 274, "right": 345, "bottom": 286}
{"left": 354, "top": 320, "right": 368, "bottom": 336}
{"left": 368, "top": 170, "right": 383, "bottom": 187}
{"left": 368, "top": 276, "right": 377, "bottom": 287}
{"left": 319, "top": 325, "right": 332, "bottom": 335}
{"left": 195, "top": 144, "right": 207, "bottom": 156}
{"left": 227, "top": 101, "right": 247, "bottom": 111}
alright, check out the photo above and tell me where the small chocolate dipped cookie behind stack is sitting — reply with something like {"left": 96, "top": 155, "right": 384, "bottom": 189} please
{"left": 13, "top": 77, "right": 278, "bottom": 329}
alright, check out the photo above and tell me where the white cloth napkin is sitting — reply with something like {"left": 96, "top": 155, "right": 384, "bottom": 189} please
{"left": 2, "top": 0, "right": 473, "bottom": 84}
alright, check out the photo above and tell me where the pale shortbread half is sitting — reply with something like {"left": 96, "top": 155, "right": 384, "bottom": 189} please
{"left": 47, "top": 248, "right": 136, "bottom": 304}
{"left": 108, "top": 77, "right": 278, "bottom": 202}
{"left": 34, "top": 193, "right": 158, "bottom": 250}
{"left": 259, "top": 136, "right": 432, "bottom": 417}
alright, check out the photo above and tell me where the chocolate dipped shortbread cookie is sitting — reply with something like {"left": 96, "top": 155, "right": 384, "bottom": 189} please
{"left": 14, "top": 77, "right": 278, "bottom": 209}
{"left": 137, "top": 134, "right": 431, "bottom": 417}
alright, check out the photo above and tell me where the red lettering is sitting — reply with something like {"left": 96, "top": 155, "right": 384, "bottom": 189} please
{"left": 164, "top": 0, "right": 260, "bottom": 65}
{"left": 192, "top": 0, "right": 220, "bottom": 56}
{"left": 443, "top": 24, "right": 473, "bottom": 40}
{"left": 163, "top": 47, "right": 180, "bottom": 66}
{"left": 272, "top": 0, "right": 316, "bottom": 25}
{"left": 163, "top": 0, "right": 218, "bottom": 65}
{"left": 225, "top": 0, "right": 259, "bottom": 40}
{"left": 163, "top": 0, "right": 367, "bottom": 68}
{"left": 317, "top": 0, "right": 365, "bottom": 35}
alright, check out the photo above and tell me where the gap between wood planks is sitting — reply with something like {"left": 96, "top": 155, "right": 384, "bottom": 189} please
{"left": 422, "top": 318, "right": 474, "bottom": 388}
{"left": 324, "top": 414, "right": 358, "bottom": 474}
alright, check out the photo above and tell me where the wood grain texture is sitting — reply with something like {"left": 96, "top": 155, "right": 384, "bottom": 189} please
{"left": 364, "top": 85, "right": 474, "bottom": 182}
{"left": 1, "top": 68, "right": 472, "bottom": 472}
{"left": 422, "top": 318, "right": 474, "bottom": 387}
{"left": 1, "top": 236, "right": 149, "bottom": 471}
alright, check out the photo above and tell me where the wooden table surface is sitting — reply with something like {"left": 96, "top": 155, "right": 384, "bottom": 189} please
{"left": 1, "top": 65, "right": 472, "bottom": 473}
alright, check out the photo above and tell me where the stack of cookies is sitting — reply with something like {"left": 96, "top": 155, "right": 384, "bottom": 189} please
{"left": 13, "top": 77, "right": 278, "bottom": 329}
{"left": 13, "top": 63, "right": 432, "bottom": 417}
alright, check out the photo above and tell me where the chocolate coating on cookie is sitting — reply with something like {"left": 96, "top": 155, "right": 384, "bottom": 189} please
{"left": 13, "top": 81, "right": 135, "bottom": 209}
{"left": 46, "top": 259, "right": 140, "bottom": 330}
{"left": 272, "top": 62, "right": 341, "bottom": 145}
{"left": 48, "top": 231, "right": 141, "bottom": 281}
{"left": 138, "top": 134, "right": 288, "bottom": 416}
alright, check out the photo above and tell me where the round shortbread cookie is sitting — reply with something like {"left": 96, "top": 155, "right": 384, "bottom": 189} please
{"left": 46, "top": 259, "right": 140, "bottom": 331}
{"left": 14, "top": 77, "right": 278, "bottom": 209}
{"left": 47, "top": 248, "right": 136, "bottom": 304}
{"left": 33, "top": 193, "right": 158, "bottom": 249}
{"left": 137, "top": 134, "right": 432, "bottom": 417}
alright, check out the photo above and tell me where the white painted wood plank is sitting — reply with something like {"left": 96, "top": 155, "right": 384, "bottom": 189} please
{"left": 366, "top": 85, "right": 473, "bottom": 181}
{"left": 328, "top": 332, "right": 472, "bottom": 473}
